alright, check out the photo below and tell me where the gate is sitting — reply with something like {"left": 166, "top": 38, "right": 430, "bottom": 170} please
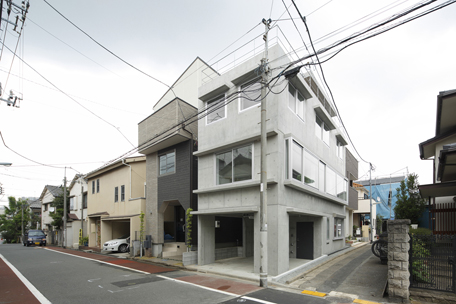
{"left": 409, "top": 234, "right": 455, "bottom": 293}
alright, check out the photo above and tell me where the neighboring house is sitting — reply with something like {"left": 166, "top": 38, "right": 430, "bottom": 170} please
{"left": 353, "top": 183, "right": 376, "bottom": 239}
{"left": 65, "top": 174, "right": 88, "bottom": 248}
{"left": 345, "top": 149, "right": 359, "bottom": 238}
{"left": 39, "top": 185, "right": 63, "bottom": 244}
{"left": 193, "top": 44, "right": 350, "bottom": 276}
{"left": 86, "top": 156, "right": 146, "bottom": 248}
{"left": 138, "top": 57, "right": 215, "bottom": 258}
{"left": 27, "top": 198, "right": 41, "bottom": 229}
{"left": 418, "top": 89, "right": 456, "bottom": 234}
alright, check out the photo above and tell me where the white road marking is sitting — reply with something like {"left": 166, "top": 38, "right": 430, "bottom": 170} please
{"left": 44, "top": 248, "right": 149, "bottom": 274}
{"left": 98, "top": 285, "right": 104, "bottom": 288}
{"left": 88, "top": 278, "right": 101, "bottom": 282}
{"left": 0, "top": 254, "right": 52, "bottom": 304}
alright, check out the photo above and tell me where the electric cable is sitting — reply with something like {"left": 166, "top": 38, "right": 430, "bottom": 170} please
{"left": 42, "top": 0, "right": 176, "bottom": 97}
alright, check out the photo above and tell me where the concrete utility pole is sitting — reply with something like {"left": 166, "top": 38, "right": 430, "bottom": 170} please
{"left": 369, "top": 163, "right": 373, "bottom": 243}
{"left": 63, "top": 167, "right": 67, "bottom": 248}
{"left": 259, "top": 17, "right": 271, "bottom": 288}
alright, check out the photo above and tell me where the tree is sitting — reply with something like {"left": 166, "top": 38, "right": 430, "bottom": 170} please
{"left": 0, "top": 197, "right": 32, "bottom": 243}
{"left": 394, "top": 173, "right": 426, "bottom": 224}
{"left": 50, "top": 189, "right": 69, "bottom": 230}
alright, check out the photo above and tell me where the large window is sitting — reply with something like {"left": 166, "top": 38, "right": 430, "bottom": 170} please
{"left": 336, "top": 174, "right": 347, "bottom": 200}
{"left": 207, "top": 94, "right": 226, "bottom": 124}
{"left": 318, "top": 161, "right": 325, "bottom": 192}
{"left": 304, "top": 150, "right": 318, "bottom": 188}
{"left": 159, "top": 151, "right": 175, "bottom": 175}
{"left": 114, "top": 187, "right": 119, "bottom": 202}
{"left": 216, "top": 145, "right": 252, "bottom": 185}
{"left": 288, "top": 83, "right": 305, "bottom": 120}
{"left": 315, "top": 115, "right": 330, "bottom": 146}
{"left": 292, "top": 141, "right": 303, "bottom": 181}
{"left": 69, "top": 197, "right": 75, "bottom": 210}
{"left": 239, "top": 78, "right": 261, "bottom": 111}
{"left": 326, "top": 167, "right": 336, "bottom": 196}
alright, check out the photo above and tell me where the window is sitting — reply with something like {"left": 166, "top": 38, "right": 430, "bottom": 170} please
{"left": 216, "top": 145, "right": 252, "bottom": 185}
{"left": 121, "top": 185, "right": 125, "bottom": 201}
{"left": 207, "top": 94, "right": 226, "bottom": 124}
{"left": 96, "top": 179, "right": 100, "bottom": 193}
{"left": 292, "top": 141, "right": 303, "bottom": 181}
{"left": 327, "top": 218, "right": 330, "bottom": 240}
{"left": 315, "top": 115, "right": 330, "bottom": 146}
{"left": 82, "top": 193, "right": 87, "bottom": 208}
{"left": 44, "top": 204, "right": 48, "bottom": 212}
{"left": 69, "top": 197, "right": 74, "bottom": 210}
{"left": 114, "top": 187, "right": 119, "bottom": 202}
{"left": 326, "top": 167, "right": 336, "bottom": 196}
{"left": 304, "top": 150, "right": 318, "bottom": 188}
{"left": 334, "top": 218, "right": 343, "bottom": 238}
{"left": 337, "top": 140, "right": 344, "bottom": 159}
{"left": 285, "top": 139, "right": 289, "bottom": 179}
{"left": 92, "top": 181, "right": 95, "bottom": 194}
{"left": 288, "top": 83, "right": 305, "bottom": 120}
{"left": 159, "top": 151, "right": 175, "bottom": 175}
{"left": 240, "top": 78, "right": 261, "bottom": 111}
{"left": 336, "top": 174, "right": 347, "bottom": 200}
{"left": 318, "top": 161, "right": 325, "bottom": 192}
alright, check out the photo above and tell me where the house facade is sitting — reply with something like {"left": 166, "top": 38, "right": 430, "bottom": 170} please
{"left": 39, "top": 185, "right": 63, "bottom": 244}
{"left": 64, "top": 174, "right": 88, "bottom": 248}
{"left": 418, "top": 89, "right": 456, "bottom": 234}
{"left": 193, "top": 44, "right": 350, "bottom": 276}
{"left": 345, "top": 149, "right": 359, "bottom": 238}
{"left": 138, "top": 57, "right": 216, "bottom": 258}
{"left": 86, "top": 156, "right": 146, "bottom": 248}
{"left": 27, "top": 198, "right": 41, "bottom": 229}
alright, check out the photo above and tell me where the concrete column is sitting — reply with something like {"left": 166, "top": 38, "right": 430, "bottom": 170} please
{"left": 387, "top": 219, "right": 411, "bottom": 303}
{"left": 254, "top": 211, "right": 261, "bottom": 273}
{"left": 198, "top": 215, "right": 215, "bottom": 265}
{"left": 267, "top": 205, "right": 289, "bottom": 276}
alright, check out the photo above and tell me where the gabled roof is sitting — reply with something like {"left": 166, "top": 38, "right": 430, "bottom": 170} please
{"left": 85, "top": 156, "right": 146, "bottom": 180}
{"left": 28, "top": 198, "right": 41, "bottom": 209}
{"left": 39, "top": 185, "right": 63, "bottom": 201}
{"left": 436, "top": 89, "right": 456, "bottom": 136}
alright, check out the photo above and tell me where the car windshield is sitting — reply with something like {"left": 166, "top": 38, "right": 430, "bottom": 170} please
{"left": 118, "top": 234, "right": 129, "bottom": 239}
{"left": 28, "top": 231, "right": 45, "bottom": 237}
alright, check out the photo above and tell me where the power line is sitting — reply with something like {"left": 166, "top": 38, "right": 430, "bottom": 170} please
{"left": 2, "top": 43, "right": 136, "bottom": 148}
{"left": 42, "top": 0, "right": 176, "bottom": 97}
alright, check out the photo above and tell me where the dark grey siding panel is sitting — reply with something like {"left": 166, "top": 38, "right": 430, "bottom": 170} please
{"left": 157, "top": 140, "right": 195, "bottom": 211}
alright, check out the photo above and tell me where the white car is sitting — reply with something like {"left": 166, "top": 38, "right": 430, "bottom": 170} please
{"left": 103, "top": 235, "right": 130, "bottom": 253}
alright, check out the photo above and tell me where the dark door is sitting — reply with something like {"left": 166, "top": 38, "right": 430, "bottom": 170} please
{"left": 174, "top": 206, "right": 185, "bottom": 242}
{"left": 296, "top": 222, "right": 313, "bottom": 259}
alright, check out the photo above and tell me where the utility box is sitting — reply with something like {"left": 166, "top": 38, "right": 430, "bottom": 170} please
{"left": 144, "top": 235, "right": 152, "bottom": 249}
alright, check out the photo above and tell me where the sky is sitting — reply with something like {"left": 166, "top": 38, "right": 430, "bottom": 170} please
{"left": 0, "top": 0, "right": 455, "bottom": 206}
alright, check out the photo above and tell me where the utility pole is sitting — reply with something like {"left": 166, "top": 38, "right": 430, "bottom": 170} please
{"left": 369, "top": 163, "right": 373, "bottom": 243}
{"left": 63, "top": 167, "right": 67, "bottom": 248}
{"left": 259, "top": 17, "right": 271, "bottom": 288}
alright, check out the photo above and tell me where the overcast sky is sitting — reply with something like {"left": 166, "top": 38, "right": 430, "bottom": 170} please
{"left": 0, "top": 0, "right": 455, "bottom": 206}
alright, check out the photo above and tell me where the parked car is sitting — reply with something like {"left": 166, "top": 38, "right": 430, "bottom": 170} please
{"left": 23, "top": 230, "right": 46, "bottom": 247}
{"left": 102, "top": 235, "right": 130, "bottom": 253}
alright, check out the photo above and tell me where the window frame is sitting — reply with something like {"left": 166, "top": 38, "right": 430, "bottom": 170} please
{"left": 206, "top": 94, "right": 226, "bottom": 125}
{"left": 239, "top": 77, "right": 262, "bottom": 112}
{"left": 83, "top": 193, "right": 88, "bottom": 208}
{"left": 96, "top": 179, "right": 100, "bottom": 193}
{"left": 334, "top": 217, "right": 344, "bottom": 239}
{"left": 337, "top": 140, "right": 344, "bottom": 159}
{"left": 114, "top": 186, "right": 119, "bottom": 202}
{"left": 159, "top": 150, "right": 176, "bottom": 176}
{"left": 121, "top": 185, "right": 125, "bottom": 202}
{"left": 288, "top": 83, "right": 306, "bottom": 121}
{"left": 215, "top": 144, "right": 253, "bottom": 185}
{"left": 92, "top": 180, "right": 95, "bottom": 194}
{"left": 315, "top": 114, "right": 330, "bottom": 146}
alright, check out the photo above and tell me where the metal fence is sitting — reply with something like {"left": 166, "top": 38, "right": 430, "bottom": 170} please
{"left": 409, "top": 234, "right": 455, "bottom": 293}
{"left": 429, "top": 202, "right": 456, "bottom": 235}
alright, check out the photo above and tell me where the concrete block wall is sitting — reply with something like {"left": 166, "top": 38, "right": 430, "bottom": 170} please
{"left": 387, "top": 219, "right": 411, "bottom": 303}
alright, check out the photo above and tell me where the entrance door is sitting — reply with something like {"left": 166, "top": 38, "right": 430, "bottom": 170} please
{"left": 174, "top": 206, "right": 185, "bottom": 242}
{"left": 296, "top": 222, "right": 313, "bottom": 259}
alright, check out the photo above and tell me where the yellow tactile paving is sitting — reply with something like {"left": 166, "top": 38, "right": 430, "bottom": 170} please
{"left": 301, "top": 290, "right": 326, "bottom": 297}
{"left": 353, "top": 299, "right": 381, "bottom": 304}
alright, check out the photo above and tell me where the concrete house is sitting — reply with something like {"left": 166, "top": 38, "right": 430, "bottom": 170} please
{"left": 40, "top": 185, "right": 63, "bottom": 244}
{"left": 418, "top": 89, "right": 456, "bottom": 234}
{"left": 193, "top": 44, "right": 350, "bottom": 276}
{"left": 345, "top": 149, "right": 359, "bottom": 239}
{"left": 138, "top": 57, "right": 217, "bottom": 258}
{"left": 64, "top": 174, "right": 88, "bottom": 248}
{"left": 86, "top": 156, "right": 146, "bottom": 248}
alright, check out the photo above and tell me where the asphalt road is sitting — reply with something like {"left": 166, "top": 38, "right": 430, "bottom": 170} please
{"left": 0, "top": 244, "right": 335, "bottom": 304}
{"left": 291, "top": 244, "right": 388, "bottom": 303}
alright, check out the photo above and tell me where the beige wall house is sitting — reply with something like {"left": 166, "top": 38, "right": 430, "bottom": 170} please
{"left": 39, "top": 185, "right": 63, "bottom": 244}
{"left": 86, "top": 156, "right": 146, "bottom": 248}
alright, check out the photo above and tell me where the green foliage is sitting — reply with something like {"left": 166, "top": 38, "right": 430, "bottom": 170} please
{"left": 139, "top": 212, "right": 145, "bottom": 242}
{"left": 186, "top": 208, "right": 193, "bottom": 249}
{"left": 410, "top": 238, "right": 431, "bottom": 283}
{"left": 410, "top": 227, "right": 432, "bottom": 235}
{"left": 0, "top": 197, "right": 33, "bottom": 243}
{"left": 80, "top": 236, "right": 89, "bottom": 246}
{"left": 50, "top": 188, "right": 69, "bottom": 229}
{"left": 394, "top": 173, "right": 426, "bottom": 224}
{"left": 376, "top": 214, "right": 384, "bottom": 234}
